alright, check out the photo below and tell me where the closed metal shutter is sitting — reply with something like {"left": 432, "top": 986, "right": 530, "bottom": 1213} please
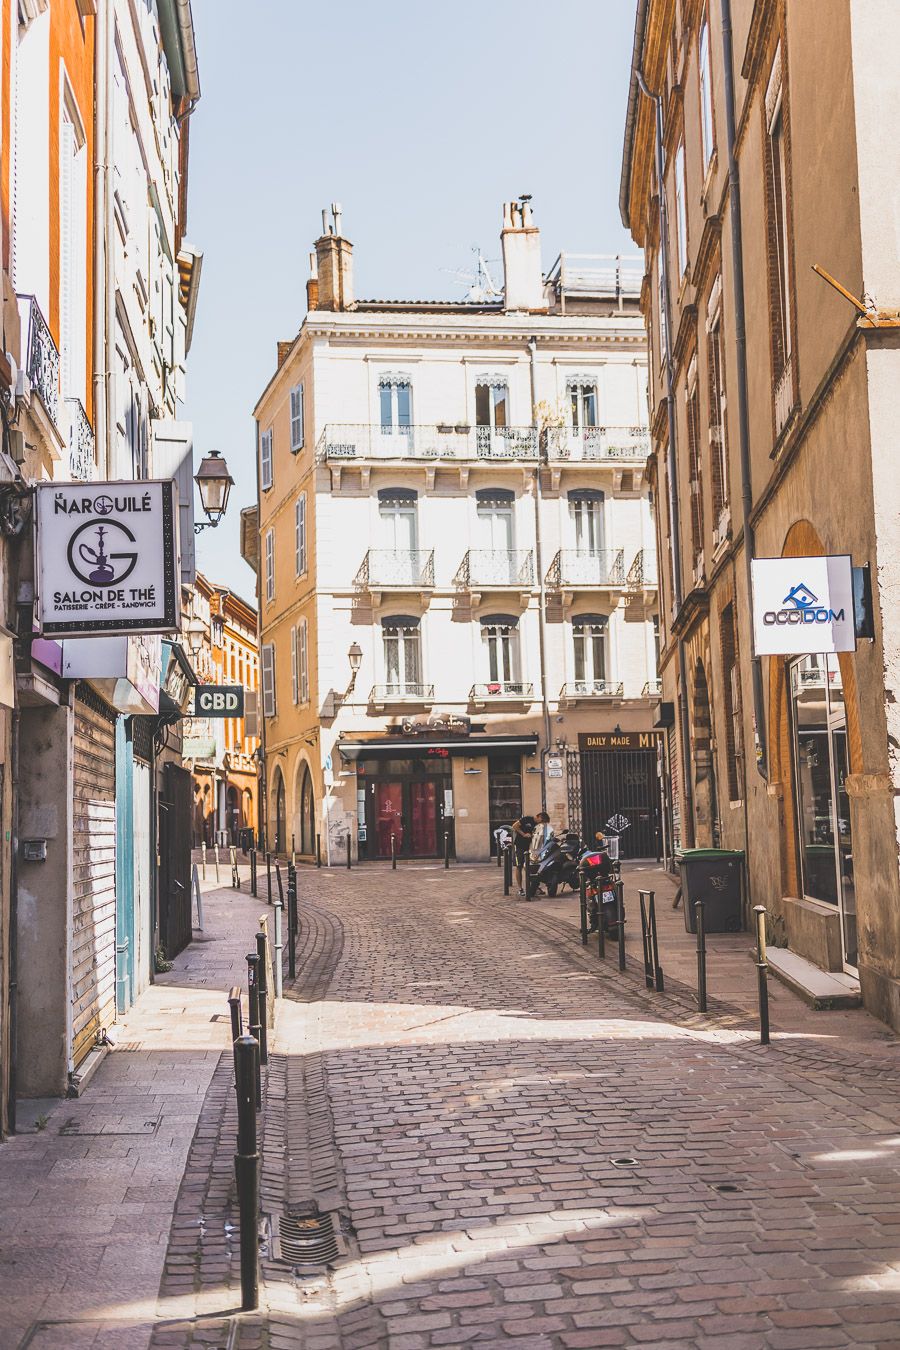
{"left": 72, "top": 685, "right": 117, "bottom": 1067}
{"left": 668, "top": 724, "right": 681, "bottom": 852}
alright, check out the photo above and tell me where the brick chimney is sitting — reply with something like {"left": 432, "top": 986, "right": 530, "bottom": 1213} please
{"left": 501, "top": 198, "right": 547, "bottom": 312}
{"left": 314, "top": 204, "right": 353, "bottom": 311}
{"left": 306, "top": 251, "right": 319, "bottom": 311}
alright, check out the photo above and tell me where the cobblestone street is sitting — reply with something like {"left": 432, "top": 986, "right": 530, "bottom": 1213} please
{"left": 4, "top": 862, "right": 900, "bottom": 1349}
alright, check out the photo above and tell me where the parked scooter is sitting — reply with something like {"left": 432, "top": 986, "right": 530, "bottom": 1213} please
{"left": 579, "top": 839, "right": 619, "bottom": 933}
{"left": 527, "top": 829, "right": 584, "bottom": 898}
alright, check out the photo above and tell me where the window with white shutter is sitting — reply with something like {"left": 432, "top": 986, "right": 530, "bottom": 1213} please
{"left": 265, "top": 529, "right": 274, "bottom": 603}
{"left": 298, "top": 618, "right": 309, "bottom": 704}
{"left": 261, "top": 643, "right": 276, "bottom": 718}
{"left": 290, "top": 385, "right": 305, "bottom": 453}
{"left": 260, "top": 427, "right": 273, "bottom": 491}
{"left": 290, "top": 625, "right": 298, "bottom": 704}
{"left": 295, "top": 493, "right": 307, "bottom": 576}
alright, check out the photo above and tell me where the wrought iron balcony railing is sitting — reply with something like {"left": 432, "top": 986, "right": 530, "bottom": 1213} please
{"left": 545, "top": 549, "right": 625, "bottom": 589}
{"left": 317, "top": 423, "right": 539, "bottom": 462}
{"left": 627, "top": 550, "right": 659, "bottom": 588}
{"left": 355, "top": 549, "right": 435, "bottom": 589}
{"left": 560, "top": 680, "right": 624, "bottom": 700}
{"left": 642, "top": 679, "right": 663, "bottom": 697}
{"left": 545, "top": 425, "right": 650, "bottom": 461}
{"left": 369, "top": 683, "right": 435, "bottom": 704}
{"left": 17, "top": 294, "right": 60, "bottom": 428}
{"left": 66, "top": 398, "right": 95, "bottom": 481}
{"left": 455, "top": 549, "right": 535, "bottom": 589}
{"left": 470, "top": 681, "right": 534, "bottom": 701}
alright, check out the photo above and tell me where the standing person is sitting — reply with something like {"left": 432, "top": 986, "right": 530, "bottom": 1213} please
{"left": 528, "top": 812, "right": 553, "bottom": 896}
{"left": 510, "top": 813, "right": 536, "bottom": 896}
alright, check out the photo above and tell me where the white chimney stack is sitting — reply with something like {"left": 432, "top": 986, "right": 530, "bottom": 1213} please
{"left": 501, "top": 198, "right": 547, "bottom": 312}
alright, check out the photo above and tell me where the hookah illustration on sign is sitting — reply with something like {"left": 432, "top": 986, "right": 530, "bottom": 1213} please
{"left": 79, "top": 525, "right": 116, "bottom": 585}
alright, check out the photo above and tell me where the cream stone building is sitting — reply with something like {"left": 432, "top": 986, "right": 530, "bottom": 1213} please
{"left": 247, "top": 204, "right": 662, "bottom": 864}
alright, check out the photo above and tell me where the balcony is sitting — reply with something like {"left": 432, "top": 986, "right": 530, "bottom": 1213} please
{"left": 469, "top": 681, "right": 534, "bottom": 706}
{"left": 66, "top": 398, "right": 95, "bottom": 481}
{"left": 17, "top": 294, "right": 60, "bottom": 429}
{"left": 455, "top": 549, "right": 534, "bottom": 598}
{"left": 545, "top": 425, "right": 650, "bottom": 462}
{"left": 368, "top": 683, "right": 435, "bottom": 710}
{"left": 317, "top": 423, "right": 539, "bottom": 463}
{"left": 355, "top": 549, "right": 434, "bottom": 600}
{"left": 627, "top": 550, "right": 658, "bottom": 589}
{"left": 643, "top": 679, "right": 663, "bottom": 698}
{"left": 559, "top": 680, "right": 624, "bottom": 707}
{"left": 545, "top": 550, "right": 625, "bottom": 595}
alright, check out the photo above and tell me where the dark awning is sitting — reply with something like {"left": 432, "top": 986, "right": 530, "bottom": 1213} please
{"left": 339, "top": 734, "right": 538, "bottom": 762}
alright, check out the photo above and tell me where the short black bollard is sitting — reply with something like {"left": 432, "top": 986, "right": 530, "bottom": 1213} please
{"left": 639, "top": 891, "right": 653, "bottom": 989}
{"left": 246, "top": 953, "right": 262, "bottom": 1109}
{"left": 598, "top": 902, "right": 606, "bottom": 960}
{"left": 754, "top": 904, "right": 770, "bottom": 1045}
{"left": 695, "top": 898, "right": 708, "bottom": 1013}
{"left": 346, "top": 834, "right": 351, "bottom": 870}
{"left": 231, "top": 846, "right": 240, "bottom": 890}
{"left": 233, "top": 1034, "right": 260, "bottom": 1311}
{"left": 648, "top": 891, "right": 664, "bottom": 991}
{"left": 255, "top": 932, "right": 269, "bottom": 1065}
{"left": 503, "top": 846, "right": 512, "bottom": 896}
{"left": 276, "top": 863, "right": 285, "bottom": 908}
{"left": 444, "top": 831, "right": 450, "bottom": 869}
{"left": 287, "top": 862, "right": 297, "bottom": 981}
{"left": 250, "top": 849, "right": 257, "bottom": 898}
{"left": 228, "top": 985, "right": 243, "bottom": 1077}
{"left": 391, "top": 834, "right": 396, "bottom": 870}
{"left": 496, "top": 844, "right": 502, "bottom": 869}
{"left": 316, "top": 832, "right": 321, "bottom": 868}
{"left": 616, "top": 880, "right": 626, "bottom": 972}
{"left": 524, "top": 853, "right": 532, "bottom": 900}
{"left": 579, "top": 872, "right": 588, "bottom": 946}
{"left": 266, "top": 853, "right": 273, "bottom": 907}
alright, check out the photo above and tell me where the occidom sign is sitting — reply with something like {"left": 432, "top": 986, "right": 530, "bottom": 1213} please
{"left": 35, "top": 481, "right": 179, "bottom": 636}
{"left": 751, "top": 555, "right": 855, "bottom": 656}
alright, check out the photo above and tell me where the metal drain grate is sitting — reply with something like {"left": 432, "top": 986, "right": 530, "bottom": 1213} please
{"left": 270, "top": 1210, "right": 343, "bottom": 1266}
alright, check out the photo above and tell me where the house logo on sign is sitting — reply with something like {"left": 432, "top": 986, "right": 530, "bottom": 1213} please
{"left": 763, "top": 580, "right": 846, "bottom": 628}
{"left": 783, "top": 582, "right": 817, "bottom": 611}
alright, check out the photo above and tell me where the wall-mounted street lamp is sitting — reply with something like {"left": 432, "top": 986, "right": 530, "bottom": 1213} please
{"left": 194, "top": 450, "right": 235, "bottom": 533}
{"left": 346, "top": 642, "right": 363, "bottom": 696}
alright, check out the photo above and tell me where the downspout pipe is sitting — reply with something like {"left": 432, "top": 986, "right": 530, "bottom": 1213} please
{"left": 721, "top": 0, "right": 768, "bottom": 782}
{"left": 91, "top": 0, "right": 109, "bottom": 473}
{"left": 636, "top": 66, "right": 695, "bottom": 847}
{"left": 528, "top": 337, "right": 552, "bottom": 812}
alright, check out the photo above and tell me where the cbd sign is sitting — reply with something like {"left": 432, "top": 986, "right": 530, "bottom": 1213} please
{"left": 194, "top": 685, "right": 244, "bottom": 718}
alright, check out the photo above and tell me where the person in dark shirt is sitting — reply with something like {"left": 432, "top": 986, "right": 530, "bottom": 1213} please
{"left": 510, "top": 814, "right": 536, "bottom": 896}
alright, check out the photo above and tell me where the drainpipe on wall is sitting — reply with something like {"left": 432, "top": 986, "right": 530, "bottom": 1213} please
{"left": 92, "top": 0, "right": 110, "bottom": 474}
{"left": 528, "top": 337, "right": 552, "bottom": 812}
{"left": 721, "top": 0, "right": 768, "bottom": 783}
{"left": 636, "top": 67, "right": 695, "bottom": 848}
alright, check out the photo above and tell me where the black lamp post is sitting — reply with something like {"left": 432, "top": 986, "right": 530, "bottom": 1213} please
{"left": 194, "top": 450, "right": 235, "bottom": 533}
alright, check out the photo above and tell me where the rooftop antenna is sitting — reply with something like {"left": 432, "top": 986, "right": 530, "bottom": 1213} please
{"left": 442, "top": 245, "right": 502, "bottom": 302}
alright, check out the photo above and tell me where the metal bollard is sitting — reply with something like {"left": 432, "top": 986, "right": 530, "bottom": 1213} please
{"left": 287, "top": 863, "right": 297, "bottom": 980}
{"left": 214, "top": 844, "right": 220, "bottom": 886}
{"left": 648, "top": 891, "right": 664, "bottom": 991}
{"left": 754, "top": 904, "right": 770, "bottom": 1045}
{"left": 391, "top": 833, "right": 396, "bottom": 870}
{"left": 246, "top": 953, "right": 262, "bottom": 1109}
{"left": 255, "top": 931, "right": 269, "bottom": 1064}
{"left": 266, "top": 853, "right": 273, "bottom": 906}
{"left": 230, "top": 846, "right": 240, "bottom": 889}
{"left": 695, "top": 898, "right": 708, "bottom": 1013}
{"left": 316, "top": 832, "right": 321, "bottom": 868}
{"left": 496, "top": 844, "right": 502, "bottom": 868}
{"left": 524, "top": 852, "right": 532, "bottom": 900}
{"left": 579, "top": 871, "right": 588, "bottom": 946}
{"left": 640, "top": 891, "right": 653, "bottom": 989}
{"left": 250, "top": 849, "right": 257, "bottom": 897}
{"left": 233, "top": 1034, "right": 260, "bottom": 1311}
{"left": 275, "top": 863, "right": 285, "bottom": 908}
{"left": 228, "top": 985, "right": 243, "bottom": 1077}
{"left": 616, "top": 880, "right": 626, "bottom": 972}
{"left": 598, "top": 900, "right": 606, "bottom": 960}
{"left": 273, "top": 900, "right": 284, "bottom": 1000}
{"left": 346, "top": 834, "right": 351, "bottom": 870}
{"left": 201, "top": 841, "right": 207, "bottom": 880}
{"left": 503, "top": 846, "right": 512, "bottom": 896}
{"left": 444, "top": 831, "right": 450, "bottom": 869}
{"left": 291, "top": 833, "right": 296, "bottom": 869}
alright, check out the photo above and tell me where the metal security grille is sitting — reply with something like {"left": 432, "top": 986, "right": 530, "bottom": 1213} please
{"left": 566, "top": 750, "right": 583, "bottom": 836}
{"left": 576, "top": 748, "right": 662, "bottom": 859}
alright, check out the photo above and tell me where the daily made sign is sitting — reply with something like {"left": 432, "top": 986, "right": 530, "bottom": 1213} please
{"left": 751, "top": 555, "right": 855, "bottom": 656}
{"left": 35, "top": 481, "right": 179, "bottom": 637}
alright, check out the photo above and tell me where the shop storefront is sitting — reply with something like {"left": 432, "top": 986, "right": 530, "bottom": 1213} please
{"left": 570, "top": 731, "right": 663, "bottom": 859}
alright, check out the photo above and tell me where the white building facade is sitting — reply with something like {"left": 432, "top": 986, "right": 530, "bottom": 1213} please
{"left": 251, "top": 205, "right": 662, "bottom": 865}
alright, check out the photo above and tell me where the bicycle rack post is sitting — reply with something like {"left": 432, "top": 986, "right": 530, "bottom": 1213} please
{"left": 695, "top": 899, "right": 708, "bottom": 1013}
{"left": 649, "top": 890, "right": 664, "bottom": 991}
{"left": 639, "top": 891, "right": 653, "bottom": 988}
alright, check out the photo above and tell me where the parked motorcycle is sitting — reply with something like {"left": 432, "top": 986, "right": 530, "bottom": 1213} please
{"left": 527, "top": 829, "right": 584, "bottom": 898}
{"left": 579, "top": 843, "right": 619, "bottom": 933}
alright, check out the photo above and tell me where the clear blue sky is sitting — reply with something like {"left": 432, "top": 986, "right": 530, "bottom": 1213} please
{"left": 186, "top": 0, "right": 638, "bottom": 597}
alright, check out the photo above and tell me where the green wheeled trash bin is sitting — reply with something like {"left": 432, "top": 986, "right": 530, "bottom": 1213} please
{"left": 677, "top": 849, "right": 745, "bottom": 933}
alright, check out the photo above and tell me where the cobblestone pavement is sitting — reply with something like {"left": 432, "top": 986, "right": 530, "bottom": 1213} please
{"left": 5, "top": 861, "right": 900, "bottom": 1350}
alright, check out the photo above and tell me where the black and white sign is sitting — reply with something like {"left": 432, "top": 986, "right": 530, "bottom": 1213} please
{"left": 35, "top": 481, "right": 179, "bottom": 636}
{"left": 194, "top": 685, "right": 245, "bottom": 718}
{"left": 751, "top": 555, "right": 855, "bottom": 656}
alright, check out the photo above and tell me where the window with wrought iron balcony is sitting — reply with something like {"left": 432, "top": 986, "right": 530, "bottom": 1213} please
{"left": 368, "top": 617, "right": 434, "bottom": 709}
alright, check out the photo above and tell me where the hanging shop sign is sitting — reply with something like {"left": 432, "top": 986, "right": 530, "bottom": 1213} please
{"left": 193, "top": 685, "right": 245, "bottom": 718}
{"left": 35, "top": 481, "right": 179, "bottom": 636}
{"left": 751, "top": 555, "right": 855, "bottom": 656}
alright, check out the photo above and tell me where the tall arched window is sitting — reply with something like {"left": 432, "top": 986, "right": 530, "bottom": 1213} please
{"left": 382, "top": 615, "right": 422, "bottom": 693}
{"left": 481, "top": 613, "right": 521, "bottom": 691}
{"left": 569, "top": 488, "right": 605, "bottom": 555}
{"left": 567, "top": 376, "right": 598, "bottom": 431}
{"left": 299, "top": 764, "right": 316, "bottom": 856}
{"left": 476, "top": 488, "right": 515, "bottom": 551}
{"left": 572, "top": 613, "right": 608, "bottom": 692}
{"left": 272, "top": 768, "right": 287, "bottom": 854}
{"left": 379, "top": 373, "right": 412, "bottom": 436}
{"left": 378, "top": 487, "right": 418, "bottom": 551}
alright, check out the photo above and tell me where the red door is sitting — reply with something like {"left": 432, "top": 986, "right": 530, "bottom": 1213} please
{"left": 376, "top": 783, "right": 403, "bottom": 858}
{"left": 410, "top": 781, "right": 437, "bottom": 856}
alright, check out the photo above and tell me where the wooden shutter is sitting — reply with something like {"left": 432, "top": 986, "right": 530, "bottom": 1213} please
{"left": 261, "top": 643, "right": 276, "bottom": 718}
{"left": 260, "top": 428, "right": 273, "bottom": 490}
{"left": 295, "top": 493, "right": 306, "bottom": 575}
{"left": 299, "top": 619, "right": 308, "bottom": 703}
{"left": 265, "top": 529, "right": 274, "bottom": 602}
{"left": 290, "top": 384, "right": 304, "bottom": 452}
{"left": 290, "top": 625, "right": 298, "bottom": 704}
